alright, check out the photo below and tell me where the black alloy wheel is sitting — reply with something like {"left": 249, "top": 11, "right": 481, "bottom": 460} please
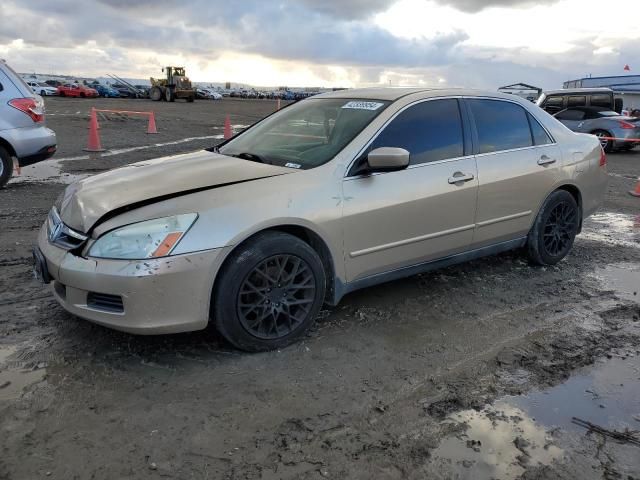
{"left": 542, "top": 201, "right": 578, "bottom": 257}
{"left": 237, "top": 254, "right": 316, "bottom": 340}
{"left": 527, "top": 190, "right": 580, "bottom": 265}
{"left": 213, "top": 231, "right": 326, "bottom": 351}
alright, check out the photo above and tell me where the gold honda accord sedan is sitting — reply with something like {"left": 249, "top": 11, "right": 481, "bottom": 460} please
{"left": 34, "top": 88, "right": 608, "bottom": 351}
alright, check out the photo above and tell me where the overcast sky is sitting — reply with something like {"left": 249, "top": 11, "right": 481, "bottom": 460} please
{"left": 1, "top": 0, "right": 638, "bottom": 89}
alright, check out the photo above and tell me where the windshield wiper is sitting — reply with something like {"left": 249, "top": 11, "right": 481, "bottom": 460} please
{"left": 232, "top": 152, "right": 271, "bottom": 165}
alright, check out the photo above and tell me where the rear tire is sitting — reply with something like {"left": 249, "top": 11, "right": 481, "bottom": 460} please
{"left": 213, "top": 232, "right": 326, "bottom": 352}
{"left": 527, "top": 190, "right": 580, "bottom": 266}
{"left": 186, "top": 95, "right": 195, "bottom": 103}
{"left": 0, "top": 146, "right": 13, "bottom": 188}
{"left": 592, "top": 129, "right": 613, "bottom": 153}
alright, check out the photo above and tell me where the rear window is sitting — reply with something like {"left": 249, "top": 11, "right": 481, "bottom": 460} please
{"left": 468, "top": 99, "right": 533, "bottom": 154}
{"left": 527, "top": 113, "right": 553, "bottom": 145}
{"left": 590, "top": 94, "right": 611, "bottom": 107}
{"left": 555, "top": 109, "right": 585, "bottom": 121}
{"left": 567, "top": 96, "right": 586, "bottom": 107}
{"left": 545, "top": 96, "right": 564, "bottom": 106}
{"left": 1, "top": 62, "right": 32, "bottom": 92}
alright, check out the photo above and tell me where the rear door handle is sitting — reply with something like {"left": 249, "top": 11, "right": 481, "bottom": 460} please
{"left": 538, "top": 155, "right": 556, "bottom": 166}
{"left": 448, "top": 172, "right": 475, "bottom": 184}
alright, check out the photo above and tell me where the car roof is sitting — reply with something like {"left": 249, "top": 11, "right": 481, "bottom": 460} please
{"left": 313, "top": 87, "right": 525, "bottom": 102}
{"left": 543, "top": 87, "right": 613, "bottom": 95}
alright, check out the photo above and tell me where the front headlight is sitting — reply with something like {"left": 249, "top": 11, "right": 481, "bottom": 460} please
{"left": 88, "top": 213, "right": 198, "bottom": 260}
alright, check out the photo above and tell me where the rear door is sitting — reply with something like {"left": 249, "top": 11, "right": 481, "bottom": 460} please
{"left": 466, "top": 98, "right": 561, "bottom": 247}
{"left": 342, "top": 98, "right": 478, "bottom": 282}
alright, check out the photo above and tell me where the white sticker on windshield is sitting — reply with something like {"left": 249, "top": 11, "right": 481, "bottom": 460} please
{"left": 341, "top": 101, "right": 384, "bottom": 111}
{"left": 285, "top": 162, "right": 302, "bottom": 169}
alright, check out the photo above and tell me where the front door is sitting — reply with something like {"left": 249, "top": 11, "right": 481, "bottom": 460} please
{"left": 342, "top": 98, "right": 478, "bottom": 283}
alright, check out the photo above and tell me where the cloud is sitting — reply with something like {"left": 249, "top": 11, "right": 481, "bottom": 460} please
{"left": 1, "top": 0, "right": 468, "bottom": 69}
{"left": 294, "top": 0, "right": 396, "bottom": 18}
{"left": 1, "top": 0, "right": 638, "bottom": 90}
{"left": 434, "top": 0, "right": 560, "bottom": 12}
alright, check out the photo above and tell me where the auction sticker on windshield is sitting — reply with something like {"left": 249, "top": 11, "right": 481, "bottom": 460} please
{"left": 342, "top": 101, "right": 384, "bottom": 110}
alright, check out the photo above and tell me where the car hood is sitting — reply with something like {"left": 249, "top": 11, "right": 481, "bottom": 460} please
{"left": 58, "top": 150, "right": 296, "bottom": 233}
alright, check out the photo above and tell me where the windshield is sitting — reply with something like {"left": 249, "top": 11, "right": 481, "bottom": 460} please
{"left": 218, "top": 98, "right": 390, "bottom": 169}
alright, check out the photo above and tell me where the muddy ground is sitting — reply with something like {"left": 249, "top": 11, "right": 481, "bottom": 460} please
{"left": 1, "top": 97, "right": 640, "bottom": 479}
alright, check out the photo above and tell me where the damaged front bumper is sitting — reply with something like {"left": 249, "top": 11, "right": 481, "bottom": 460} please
{"left": 36, "top": 223, "right": 225, "bottom": 334}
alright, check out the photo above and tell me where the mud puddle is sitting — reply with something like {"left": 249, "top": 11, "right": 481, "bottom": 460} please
{"left": 10, "top": 159, "right": 88, "bottom": 184}
{"left": 592, "top": 262, "right": 640, "bottom": 303}
{"left": 581, "top": 212, "right": 640, "bottom": 249}
{"left": 0, "top": 344, "right": 47, "bottom": 401}
{"left": 430, "top": 355, "right": 640, "bottom": 479}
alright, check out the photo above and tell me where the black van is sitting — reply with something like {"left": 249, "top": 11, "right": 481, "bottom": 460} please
{"left": 536, "top": 88, "right": 623, "bottom": 115}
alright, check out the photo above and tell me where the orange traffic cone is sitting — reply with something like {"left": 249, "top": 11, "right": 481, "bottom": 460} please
{"left": 84, "top": 107, "right": 105, "bottom": 152}
{"left": 224, "top": 115, "right": 233, "bottom": 139}
{"left": 147, "top": 111, "right": 158, "bottom": 134}
{"left": 629, "top": 177, "right": 640, "bottom": 197}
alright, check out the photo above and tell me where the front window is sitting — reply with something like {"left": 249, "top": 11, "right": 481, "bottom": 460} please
{"left": 218, "top": 98, "right": 390, "bottom": 169}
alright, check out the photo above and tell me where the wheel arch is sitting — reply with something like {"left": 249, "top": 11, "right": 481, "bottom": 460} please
{"left": 0, "top": 137, "right": 17, "bottom": 158}
{"left": 535, "top": 183, "right": 583, "bottom": 234}
{"left": 211, "top": 224, "right": 338, "bottom": 315}
{"left": 556, "top": 184, "right": 583, "bottom": 232}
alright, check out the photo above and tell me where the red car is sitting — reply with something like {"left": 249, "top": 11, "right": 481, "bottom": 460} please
{"left": 56, "top": 84, "right": 99, "bottom": 98}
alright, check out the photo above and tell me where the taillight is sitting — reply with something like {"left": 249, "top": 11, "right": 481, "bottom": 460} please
{"left": 8, "top": 97, "right": 44, "bottom": 123}
{"left": 599, "top": 147, "right": 607, "bottom": 167}
{"left": 618, "top": 120, "right": 635, "bottom": 129}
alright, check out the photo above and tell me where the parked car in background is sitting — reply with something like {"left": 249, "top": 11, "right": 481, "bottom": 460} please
{"left": 35, "top": 88, "right": 606, "bottom": 351}
{"left": 554, "top": 106, "right": 640, "bottom": 152}
{"left": 45, "top": 79, "right": 62, "bottom": 88}
{"left": 110, "top": 83, "right": 132, "bottom": 97}
{"left": 0, "top": 60, "right": 56, "bottom": 187}
{"left": 92, "top": 84, "right": 120, "bottom": 98}
{"left": 133, "top": 85, "right": 150, "bottom": 98}
{"left": 537, "top": 88, "right": 623, "bottom": 115}
{"left": 196, "top": 88, "right": 213, "bottom": 99}
{"left": 26, "top": 81, "right": 58, "bottom": 96}
{"left": 57, "top": 83, "right": 99, "bottom": 98}
{"left": 203, "top": 88, "right": 222, "bottom": 100}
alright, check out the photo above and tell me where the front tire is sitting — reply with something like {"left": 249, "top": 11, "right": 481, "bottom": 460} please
{"left": 149, "top": 86, "right": 163, "bottom": 101}
{"left": 213, "top": 232, "right": 326, "bottom": 352}
{"left": 0, "top": 146, "right": 13, "bottom": 188}
{"left": 527, "top": 190, "right": 580, "bottom": 266}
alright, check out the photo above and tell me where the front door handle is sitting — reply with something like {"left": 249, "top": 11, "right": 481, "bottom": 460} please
{"left": 538, "top": 155, "right": 556, "bottom": 166}
{"left": 448, "top": 172, "right": 475, "bottom": 184}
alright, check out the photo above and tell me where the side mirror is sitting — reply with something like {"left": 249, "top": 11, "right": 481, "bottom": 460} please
{"left": 367, "top": 147, "right": 410, "bottom": 172}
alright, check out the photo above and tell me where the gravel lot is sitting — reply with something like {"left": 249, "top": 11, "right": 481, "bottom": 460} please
{"left": 1, "top": 97, "right": 639, "bottom": 479}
